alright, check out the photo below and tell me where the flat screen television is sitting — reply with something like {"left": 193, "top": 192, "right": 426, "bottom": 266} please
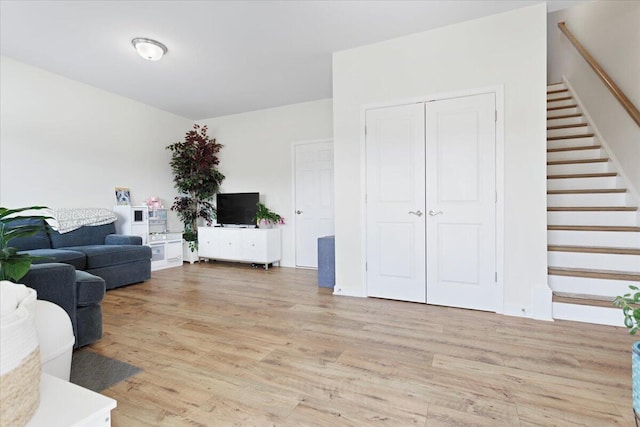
{"left": 216, "top": 192, "right": 259, "bottom": 226}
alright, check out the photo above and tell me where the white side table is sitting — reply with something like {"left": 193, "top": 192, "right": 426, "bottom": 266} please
{"left": 26, "top": 373, "right": 117, "bottom": 427}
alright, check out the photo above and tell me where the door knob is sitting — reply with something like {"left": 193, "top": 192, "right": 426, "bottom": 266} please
{"left": 296, "top": 210, "right": 303, "bottom": 215}
{"left": 428, "top": 210, "right": 443, "bottom": 216}
{"left": 408, "top": 210, "right": 423, "bottom": 217}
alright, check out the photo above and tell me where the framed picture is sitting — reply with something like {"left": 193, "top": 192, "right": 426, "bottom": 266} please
{"left": 115, "top": 187, "right": 131, "bottom": 205}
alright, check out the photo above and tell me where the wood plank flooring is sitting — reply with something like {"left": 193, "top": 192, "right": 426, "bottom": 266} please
{"left": 86, "top": 262, "right": 636, "bottom": 426}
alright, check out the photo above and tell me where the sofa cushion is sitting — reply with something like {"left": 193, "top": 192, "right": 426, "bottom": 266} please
{"left": 7, "top": 218, "right": 51, "bottom": 250}
{"left": 74, "top": 271, "right": 105, "bottom": 306}
{"left": 49, "top": 223, "right": 116, "bottom": 248}
{"left": 24, "top": 249, "right": 86, "bottom": 270}
{"left": 62, "top": 245, "right": 151, "bottom": 269}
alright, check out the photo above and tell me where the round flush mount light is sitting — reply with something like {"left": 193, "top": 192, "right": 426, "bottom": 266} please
{"left": 131, "top": 37, "right": 167, "bottom": 61}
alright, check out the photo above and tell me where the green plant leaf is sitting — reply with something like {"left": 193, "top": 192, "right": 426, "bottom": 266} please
{"left": 625, "top": 317, "right": 635, "bottom": 328}
{"left": 0, "top": 205, "right": 51, "bottom": 282}
{"left": 1, "top": 257, "right": 32, "bottom": 282}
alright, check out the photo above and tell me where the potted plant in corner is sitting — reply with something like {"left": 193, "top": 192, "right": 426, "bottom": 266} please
{"left": 0, "top": 206, "right": 51, "bottom": 282}
{"left": 253, "top": 203, "right": 284, "bottom": 229}
{"left": 614, "top": 286, "right": 640, "bottom": 424}
{"left": 166, "top": 124, "right": 224, "bottom": 264}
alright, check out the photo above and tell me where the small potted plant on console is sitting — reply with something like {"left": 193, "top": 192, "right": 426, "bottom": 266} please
{"left": 253, "top": 203, "right": 284, "bottom": 229}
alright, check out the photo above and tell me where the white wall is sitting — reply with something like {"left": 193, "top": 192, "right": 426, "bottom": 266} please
{"left": 0, "top": 57, "right": 191, "bottom": 231}
{"left": 200, "top": 99, "right": 333, "bottom": 267}
{"left": 548, "top": 1, "right": 640, "bottom": 197}
{"left": 332, "top": 4, "right": 548, "bottom": 314}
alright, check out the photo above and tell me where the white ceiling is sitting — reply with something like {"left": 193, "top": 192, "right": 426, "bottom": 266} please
{"left": 1, "top": 0, "right": 583, "bottom": 120}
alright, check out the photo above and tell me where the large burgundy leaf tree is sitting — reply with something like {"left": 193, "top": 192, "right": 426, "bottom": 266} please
{"left": 166, "top": 124, "right": 224, "bottom": 243}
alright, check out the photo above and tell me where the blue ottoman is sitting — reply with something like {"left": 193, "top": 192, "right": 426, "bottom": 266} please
{"left": 317, "top": 236, "right": 335, "bottom": 288}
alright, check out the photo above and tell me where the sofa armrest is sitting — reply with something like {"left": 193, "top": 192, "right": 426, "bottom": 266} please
{"left": 20, "top": 263, "right": 78, "bottom": 337}
{"left": 105, "top": 234, "right": 142, "bottom": 245}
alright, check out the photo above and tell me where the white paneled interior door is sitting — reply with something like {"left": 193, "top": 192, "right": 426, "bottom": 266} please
{"left": 365, "top": 104, "right": 426, "bottom": 302}
{"left": 425, "top": 93, "right": 497, "bottom": 310}
{"left": 364, "top": 92, "right": 497, "bottom": 310}
{"left": 294, "top": 141, "right": 334, "bottom": 268}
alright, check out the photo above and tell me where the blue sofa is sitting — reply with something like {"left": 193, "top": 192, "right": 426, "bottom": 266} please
{"left": 13, "top": 219, "right": 152, "bottom": 290}
{"left": 10, "top": 219, "right": 151, "bottom": 347}
{"left": 21, "top": 263, "right": 106, "bottom": 348}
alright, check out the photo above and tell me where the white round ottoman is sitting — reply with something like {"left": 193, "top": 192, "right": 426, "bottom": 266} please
{"left": 34, "top": 300, "right": 75, "bottom": 381}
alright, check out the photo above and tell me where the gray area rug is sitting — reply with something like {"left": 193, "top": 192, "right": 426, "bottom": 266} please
{"left": 70, "top": 349, "right": 142, "bottom": 393}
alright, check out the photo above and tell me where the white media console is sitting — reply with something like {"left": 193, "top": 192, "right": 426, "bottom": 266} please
{"left": 198, "top": 227, "right": 281, "bottom": 269}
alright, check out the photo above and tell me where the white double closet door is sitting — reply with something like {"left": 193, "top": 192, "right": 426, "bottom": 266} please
{"left": 365, "top": 93, "right": 497, "bottom": 311}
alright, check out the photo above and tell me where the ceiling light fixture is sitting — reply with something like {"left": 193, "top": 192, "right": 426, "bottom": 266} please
{"left": 131, "top": 37, "right": 167, "bottom": 61}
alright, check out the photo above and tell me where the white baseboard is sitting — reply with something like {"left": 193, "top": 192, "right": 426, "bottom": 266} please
{"left": 503, "top": 304, "right": 533, "bottom": 319}
{"left": 333, "top": 286, "right": 366, "bottom": 298}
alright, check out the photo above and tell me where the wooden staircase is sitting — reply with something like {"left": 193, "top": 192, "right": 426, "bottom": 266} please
{"left": 546, "top": 82, "right": 640, "bottom": 326}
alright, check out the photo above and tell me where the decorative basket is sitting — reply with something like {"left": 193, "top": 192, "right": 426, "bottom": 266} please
{"left": 0, "top": 281, "right": 41, "bottom": 427}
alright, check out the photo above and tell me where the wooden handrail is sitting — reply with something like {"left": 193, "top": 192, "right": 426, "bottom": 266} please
{"left": 558, "top": 21, "right": 640, "bottom": 127}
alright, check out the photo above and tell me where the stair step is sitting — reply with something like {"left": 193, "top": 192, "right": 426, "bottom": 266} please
{"left": 547, "top": 158, "right": 608, "bottom": 165}
{"left": 547, "top": 172, "right": 616, "bottom": 179}
{"left": 547, "top": 83, "right": 566, "bottom": 90}
{"left": 547, "top": 147, "right": 604, "bottom": 162}
{"left": 548, "top": 206, "right": 637, "bottom": 212}
{"left": 548, "top": 104, "right": 578, "bottom": 111}
{"left": 547, "top": 89, "right": 568, "bottom": 95}
{"left": 552, "top": 293, "right": 615, "bottom": 307}
{"left": 547, "top": 123, "right": 588, "bottom": 130}
{"left": 547, "top": 99, "right": 577, "bottom": 109}
{"left": 548, "top": 92, "right": 572, "bottom": 101}
{"left": 547, "top": 96, "right": 572, "bottom": 102}
{"left": 547, "top": 126, "right": 593, "bottom": 139}
{"left": 547, "top": 113, "right": 583, "bottom": 121}
{"left": 548, "top": 246, "right": 640, "bottom": 267}
{"left": 548, "top": 225, "right": 640, "bottom": 232}
{"left": 549, "top": 267, "right": 640, "bottom": 282}
{"left": 547, "top": 191, "right": 627, "bottom": 207}
{"left": 547, "top": 145, "right": 601, "bottom": 153}
{"left": 547, "top": 133, "right": 595, "bottom": 141}
{"left": 552, "top": 295, "right": 622, "bottom": 326}
{"left": 548, "top": 228, "right": 640, "bottom": 248}
{"left": 548, "top": 107, "right": 580, "bottom": 118}
{"left": 547, "top": 137, "right": 597, "bottom": 150}
{"left": 547, "top": 176, "right": 619, "bottom": 192}
{"left": 547, "top": 161, "right": 609, "bottom": 175}
{"left": 547, "top": 270, "right": 640, "bottom": 298}
{"left": 548, "top": 210, "right": 636, "bottom": 227}
{"left": 548, "top": 188, "right": 627, "bottom": 194}
{"left": 548, "top": 245, "right": 640, "bottom": 255}
{"left": 549, "top": 272, "right": 639, "bottom": 300}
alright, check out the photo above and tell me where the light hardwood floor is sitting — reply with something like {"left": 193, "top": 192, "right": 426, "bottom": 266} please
{"left": 87, "top": 262, "right": 635, "bottom": 426}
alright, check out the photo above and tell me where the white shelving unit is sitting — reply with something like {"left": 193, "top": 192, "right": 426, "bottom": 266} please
{"left": 149, "top": 232, "right": 183, "bottom": 271}
{"left": 198, "top": 227, "right": 281, "bottom": 269}
{"left": 113, "top": 205, "right": 183, "bottom": 271}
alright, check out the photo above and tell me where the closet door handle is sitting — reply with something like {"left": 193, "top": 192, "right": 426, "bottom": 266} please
{"left": 408, "top": 210, "right": 423, "bottom": 217}
{"left": 428, "top": 210, "right": 443, "bottom": 216}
